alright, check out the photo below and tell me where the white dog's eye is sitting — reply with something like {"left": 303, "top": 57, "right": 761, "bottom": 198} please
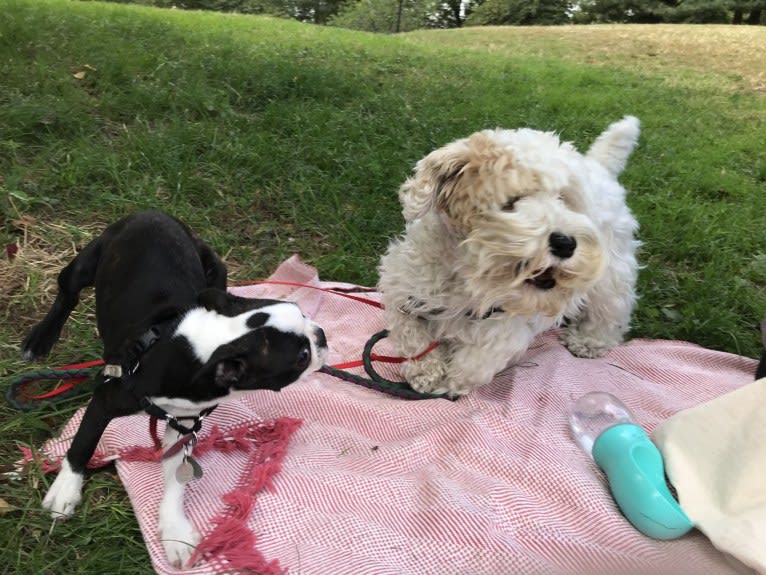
{"left": 501, "top": 198, "right": 519, "bottom": 212}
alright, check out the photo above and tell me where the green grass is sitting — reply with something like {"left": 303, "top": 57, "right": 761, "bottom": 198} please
{"left": 0, "top": 1, "right": 764, "bottom": 572}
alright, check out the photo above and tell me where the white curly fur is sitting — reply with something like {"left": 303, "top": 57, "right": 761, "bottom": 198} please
{"left": 378, "top": 116, "right": 641, "bottom": 396}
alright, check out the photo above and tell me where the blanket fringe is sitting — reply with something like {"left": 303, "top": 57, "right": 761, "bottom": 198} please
{"left": 20, "top": 417, "right": 302, "bottom": 574}
{"left": 191, "top": 417, "right": 302, "bottom": 574}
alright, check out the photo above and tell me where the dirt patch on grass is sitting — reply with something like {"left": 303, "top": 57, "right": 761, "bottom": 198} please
{"left": 0, "top": 214, "right": 258, "bottom": 323}
{"left": 408, "top": 24, "right": 766, "bottom": 94}
{"left": 0, "top": 215, "right": 101, "bottom": 322}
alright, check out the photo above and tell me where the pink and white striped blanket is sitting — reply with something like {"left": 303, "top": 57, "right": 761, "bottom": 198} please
{"left": 39, "top": 256, "right": 757, "bottom": 575}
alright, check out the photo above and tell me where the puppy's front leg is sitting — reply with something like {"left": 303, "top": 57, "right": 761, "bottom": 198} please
{"left": 43, "top": 378, "right": 130, "bottom": 518}
{"left": 384, "top": 307, "right": 449, "bottom": 394}
{"left": 562, "top": 269, "right": 637, "bottom": 358}
{"left": 447, "top": 341, "right": 524, "bottom": 397}
{"left": 158, "top": 425, "right": 200, "bottom": 568}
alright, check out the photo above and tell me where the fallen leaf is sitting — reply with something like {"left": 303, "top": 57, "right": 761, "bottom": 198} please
{"left": 73, "top": 71, "right": 86, "bottom": 80}
{"left": 0, "top": 498, "right": 13, "bottom": 515}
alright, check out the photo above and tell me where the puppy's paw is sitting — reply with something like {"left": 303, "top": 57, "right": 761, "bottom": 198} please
{"left": 403, "top": 353, "right": 450, "bottom": 395}
{"left": 42, "top": 462, "right": 84, "bottom": 519}
{"left": 159, "top": 520, "right": 201, "bottom": 568}
{"left": 441, "top": 376, "right": 475, "bottom": 397}
{"left": 21, "top": 324, "right": 56, "bottom": 362}
{"left": 561, "top": 330, "right": 611, "bottom": 359}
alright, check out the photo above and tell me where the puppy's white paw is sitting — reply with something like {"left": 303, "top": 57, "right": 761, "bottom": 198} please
{"left": 561, "top": 330, "right": 611, "bottom": 359}
{"left": 440, "top": 377, "right": 474, "bottom": 397}
{"left": 42, "top": 459, "right": 83, "bottom": 519}
{"left": 403, "top": 353, "right": 450, "bottom": 394}
{"left": 159, "top": 520, "right": 201, "bottom": 568}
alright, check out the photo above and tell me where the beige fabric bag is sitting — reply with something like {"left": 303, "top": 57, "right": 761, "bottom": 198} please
{"left": 654, "top": 378, "right": 766, "bottom": 574}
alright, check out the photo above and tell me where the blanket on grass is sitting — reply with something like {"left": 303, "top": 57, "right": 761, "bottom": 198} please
{"left": 35, "top": 255, "right": 758, "bottom": 575}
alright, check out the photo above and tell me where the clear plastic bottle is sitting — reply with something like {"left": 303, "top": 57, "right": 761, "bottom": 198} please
{"left": 569, "top": 391, "right": 694, "bottom": 540}
{"left": 570, "top": 391, "right": 636, "bottom": 456}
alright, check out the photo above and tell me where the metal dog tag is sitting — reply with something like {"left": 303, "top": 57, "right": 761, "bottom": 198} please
{"left": 175, "top": 461, "right": 195, "bottom": 484}
{"left": 175, "top": 454, "right": 203, "bottom": 483}
{"left": 188, "top": 455, "right": 203, "bottom": 480}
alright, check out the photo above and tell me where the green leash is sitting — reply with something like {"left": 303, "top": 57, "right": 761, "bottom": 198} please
{"left": 7, "top": 330, "right": 448, "bottom": 411}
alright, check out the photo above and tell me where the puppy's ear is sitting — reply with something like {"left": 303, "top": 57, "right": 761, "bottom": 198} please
{"left": 399, "top": 142, "right": 471, "bottom": 222}
{"left": 212, "top": 358, "right": 248, "bottom": 388}
{"left": 586, "top": 116, "right": 640, "bottom": 176}
{"left": 198, "top": 287, "right": 230, "bottom": 312}
{"left": 192, "top": 332, "right": 266, "bottom": 389}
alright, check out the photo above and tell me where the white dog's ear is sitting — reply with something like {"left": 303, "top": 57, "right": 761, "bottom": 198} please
{"left": 586, "top": 116, "right": 640, "bottom": 176}
{"left": 399, "top": 142, "right": 471, "bottom": 222}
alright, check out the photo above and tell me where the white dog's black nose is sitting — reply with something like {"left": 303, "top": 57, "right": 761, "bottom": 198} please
{"left": 549, "top": 233, "right": 577, "bottom": 259}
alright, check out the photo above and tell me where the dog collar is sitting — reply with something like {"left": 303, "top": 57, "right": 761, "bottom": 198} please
{"left": 140, "top": 398, "right": 217, "bottom": 436}
{"left": 103, "top": 316, "right": 180, "bottom": 380}
{"left": 141, "top": 398, "right": 218, "bottom": 459}
{"left": 399, "top": 297, "right": 504, "bottom": 321}
{"left": 100, "top": 316, "right": 219, "bottom": 449}
{"left": 103, "top": 326, "right": 161, "bottom": 379}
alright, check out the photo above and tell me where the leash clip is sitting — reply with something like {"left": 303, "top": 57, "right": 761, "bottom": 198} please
{"left": 103, "top": 364, "right": 123, "bottom": 378}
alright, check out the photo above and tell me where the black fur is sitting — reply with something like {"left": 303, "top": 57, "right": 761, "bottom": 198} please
{"left": 756, "top": 317, "right": 766, "bottom": 380}
{"left": 756, "top": 351, "right": 766, "bottom": 380}
{"left": 22, "top": 211, "right": 324, "bottom": 474}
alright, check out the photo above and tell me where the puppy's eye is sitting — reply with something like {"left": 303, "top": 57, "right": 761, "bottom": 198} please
{"left": 501, "top": 198, "right": 519, "bottom": 212}
{"left": 296, "top": 345, "right": 311, "bottom": 369}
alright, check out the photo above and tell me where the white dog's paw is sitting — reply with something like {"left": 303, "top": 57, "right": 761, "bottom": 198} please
{"left": 441, "top": 377, "right": 475, "bottom": 397}
{"left": 42, "top": 459, "right": 83, "bottom": 519}
{"left": 403, "top": 353, "right": 450, "bottom": 395}
{"left": 561, "top": 329, "right": 612, "bottom": 359}
{"left": 159, "top": 520, "right": 201, "bottom": 568}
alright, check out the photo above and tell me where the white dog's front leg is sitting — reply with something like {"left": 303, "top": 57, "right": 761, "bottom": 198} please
{"left": 385, "top": 307, "right": 449, "bottom": 394}
{"left": 42, "top": 458, "right": 84, "bottom": 518}
{"left": 445, "top": 326, "right": 536, "bottom": 397}
{"left": 158, "top": 426, "right": 200, "bottom": 568}
{"left": 447, "top": 345, "right": 512, "bottom": 396}
{"left": 563, "top": 275, "right": 636, "bottom": 358}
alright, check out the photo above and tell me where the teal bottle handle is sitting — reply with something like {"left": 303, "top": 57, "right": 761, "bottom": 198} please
{"left": 592, "top": 423, "right": 694, "bottom": 540}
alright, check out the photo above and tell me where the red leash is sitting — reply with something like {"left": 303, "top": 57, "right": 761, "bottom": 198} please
{"left": 231, "top": 279, "right": 439, "bottom": 369}
{"left": 230, "top": 279, "right": 384, "bottom": 310}
{"left": 15, "top": 280, "right": 437, "bottom": 403}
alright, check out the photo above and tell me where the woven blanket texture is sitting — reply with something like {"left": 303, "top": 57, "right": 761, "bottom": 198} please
{"left": 39, "top": 255, "right": 757, "bottom": 575}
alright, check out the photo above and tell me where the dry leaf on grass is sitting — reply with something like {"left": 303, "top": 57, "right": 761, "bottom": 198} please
{"left": 0, "top": 498, "right": 13, "bottom": 515}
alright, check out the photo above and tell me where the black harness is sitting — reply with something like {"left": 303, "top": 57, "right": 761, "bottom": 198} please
{"left": 103, "top": 318, "right": 217, "bottom": 438}
{"left": 399, "top": 297, "right": 504, "bottom": 321}
{"left": 141, "top": 399, "right": 217, "bottom": 437}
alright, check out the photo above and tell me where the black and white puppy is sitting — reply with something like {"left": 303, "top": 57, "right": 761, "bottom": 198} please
{"left": 21, "top": 210, "right": 328, "bottom": 566}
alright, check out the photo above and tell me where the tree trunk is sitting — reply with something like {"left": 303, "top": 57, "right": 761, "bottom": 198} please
{"left": 451, "top": 1, "right": 463, "bottom": 27}
{"left": 745, "top": 9, "right": 762, "bottom": 24}
{"left": 733, "top": 9, "right": 743, "bottom": 24}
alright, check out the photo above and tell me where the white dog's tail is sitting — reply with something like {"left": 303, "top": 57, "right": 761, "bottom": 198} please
{"left": 586, "top": 116, "right": 640, "bottom": 176}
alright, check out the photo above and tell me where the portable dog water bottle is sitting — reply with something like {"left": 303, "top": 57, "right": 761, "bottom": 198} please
{"left": 570, "top": 391, "right": 694, "bottom": 540}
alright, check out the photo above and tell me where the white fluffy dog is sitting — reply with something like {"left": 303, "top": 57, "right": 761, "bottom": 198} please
{"left": 378, "top": 116, "right": 641, "bottom": 397}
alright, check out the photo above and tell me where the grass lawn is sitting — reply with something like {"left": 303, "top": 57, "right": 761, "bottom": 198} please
{"left": 0, "top": 1, "right": 764, "bottom": 572}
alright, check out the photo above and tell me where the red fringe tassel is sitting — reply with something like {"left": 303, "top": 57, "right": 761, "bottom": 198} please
{"left": 21, "top": 416, "right": 302, "bottom": 575}
{"left": 189, "top": 417, "right": 302, "bottom": 574}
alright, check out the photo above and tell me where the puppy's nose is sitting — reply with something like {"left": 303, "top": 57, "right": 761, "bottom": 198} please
{"left": 549, "top": 232, "right": 577, "bottom": 259}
